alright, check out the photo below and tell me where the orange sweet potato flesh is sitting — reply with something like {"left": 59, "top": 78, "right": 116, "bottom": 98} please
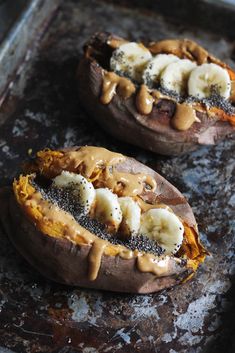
{"left": 0, "top": 147, "right": 207, "bottom": 293}
{"left": 77, "top": 32, "right": 235, "bottom": 155}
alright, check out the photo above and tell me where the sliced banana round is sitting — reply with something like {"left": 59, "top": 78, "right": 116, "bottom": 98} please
{"left": 142, "top": 54, "right": 179, "bottom": 87}
{"left": 160, "top": 59, "right": 196, "bottom": 95}
{"left": 118, "top": 197, "right": 141, "bottom": 236}
{"left": 94, "top": 188, "right": 122, "bottom": 232}
{"left": 188, "top": 63, "right": 231, "bottom": 99}
{"left": 110, "top": 42, "right": 152, "bottom": 83}
{"left": 140, "top": 208, "right": 184, "bottom": 255}
{"left": 53, "top": 171, "right": 95, "bottom": 214}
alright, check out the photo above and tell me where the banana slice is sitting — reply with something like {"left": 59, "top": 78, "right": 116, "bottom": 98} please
{"left": 118, "top": 197, "right": 141, "bottom": 236}
{"left": 110, "top": 42, "right": 152, "bottom": 82}
{"left": 140, "top": 208, "right": 184, "bottom": 255}
{"left": 53, "top": 171, "right": 95, "bottom": 214}
{"left": 160, "top": 59, "right": 196, "bottom": 95}
{"left": 94, "top": 188, "right": 122, "bottom": 232}
{"left": 188, "top": 63, "right": 231, "bottom": 99}
{"left": 143, "top": 54, "right": 179, "bottom": 87}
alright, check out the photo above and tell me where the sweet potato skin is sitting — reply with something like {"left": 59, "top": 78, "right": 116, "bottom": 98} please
{"left": 77, "top": 33, "right": 235, "bottom": 156}
{"left": 3, "top": 192, "right": 190, "bottom": 294}
{"left": 32, "top": 146, "right": 197, "bottom": 227}
{"left": 0, "top": 148, "right": 203, "bottom": 293}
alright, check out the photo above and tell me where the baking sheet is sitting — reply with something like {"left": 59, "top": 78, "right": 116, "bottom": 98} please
{"left": 0, "top": 0, "right": 234, "bottom": 352}
{"left": 0, "top": 0, "right": 29, "bottom": 43}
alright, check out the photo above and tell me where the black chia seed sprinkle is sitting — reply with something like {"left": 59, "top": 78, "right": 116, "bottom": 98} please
{"left": 123, "top": 234, "right": 165, "bottom": 255}
{"left": 112, "top": 50, "right": 125, "bottom": 62}
{"left": 186, "top": 93, "right": 235, "bottom": 115}
{"left": 32, "top": 180, "right": 165, "bottom": 256}
{"left": 156, "top": 84, "right": 235, "bottom": 114}
{"left": 157, "top": 84, "right": 184, "bottom": 103}
{"left": 111, "top": 63, "right": 235, "bottom": 114}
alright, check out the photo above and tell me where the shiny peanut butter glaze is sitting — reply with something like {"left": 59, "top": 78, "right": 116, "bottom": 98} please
{"left": 31, "top": 146, "right": 156, "bottom": 197}
{"left": 21, "top": 146, "right": 207, "bottom": 281}
{"left": 28, "top": 146, "right": 194, "bottom": 222}
{"left": 101, "top": 71, "right": 136, "bottom": 105}
{"left": 148, "top": 39, "right": 226, "bottom": 66}
{"left": 136, "top": 85, "right": 200, "bottom": 130}
{"left": 107, "top": 37, "right": 128, "bottom": 49}
{"left": 136, "top": 84, "right": 154, "bottom": 115}
{"left": 13, "top": 175, "right": 181, "bottom": 281}
{"left": 171, "top": 103, "right": 201, "bottom": 131}
{"left": 99, "top": 37, "right": 235, "bottom": 131}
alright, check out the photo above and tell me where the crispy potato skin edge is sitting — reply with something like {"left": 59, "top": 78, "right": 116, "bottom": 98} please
{"left": 0, "top": 187, "right": 193, "bottom": 294}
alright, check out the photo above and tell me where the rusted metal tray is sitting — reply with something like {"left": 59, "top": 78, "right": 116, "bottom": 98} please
{"left": 0, "top": 0, "right": 234, "bottom": 352}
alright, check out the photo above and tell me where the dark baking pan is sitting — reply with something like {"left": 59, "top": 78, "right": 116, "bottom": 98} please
{"left": 0, "top": 0, "right": 29, "bottom": 43}
{"left": 0, "top": 0, "right": 234, "bottom": 352}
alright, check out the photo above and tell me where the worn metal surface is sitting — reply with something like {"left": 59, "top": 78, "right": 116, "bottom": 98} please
{"left": 0, "top": 0, "right": 234, "bottom": 352}
{"left": 0, "top": 0, "right": 59, "bottom": 101}
{"left": 0, "top": 0, "right": 29, "bottom": 43}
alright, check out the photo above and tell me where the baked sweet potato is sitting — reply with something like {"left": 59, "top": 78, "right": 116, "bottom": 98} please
{"left": 77, "top": 32, "right": 235, "bottom": 155}
{"left": 1, "top": 146, "right": 207, "bottom": 293}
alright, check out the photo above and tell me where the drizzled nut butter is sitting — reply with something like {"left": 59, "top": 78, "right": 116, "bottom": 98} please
{"left": 12, "top": 147, "right": 207, "bottom": 287}
{"left": 98, "top": 36, "right": 235, "bottom": 131}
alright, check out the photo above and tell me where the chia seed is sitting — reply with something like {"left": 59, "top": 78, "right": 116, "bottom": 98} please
{"left": 111, "top": 63, "right": 235, "bottom": 114}
{"left": 123, "top": 234, "right": 165, "bottom": 256}
{"left": 156, "top": 83, "right": 235, "bottom": 114}
{"left": 186, "top": 93, "right": 235, "bottom": 115}
{"left": 33, "top": 180, "right": 165, "bottom": 256}
{"left": 157, "top": 83, "right": 183, "bottom": 102}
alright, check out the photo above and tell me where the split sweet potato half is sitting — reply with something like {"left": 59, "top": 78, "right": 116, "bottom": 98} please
{"left": 77, "top": 32, "right": 235, "bottom": 155}
{"left": 0, "top": 146, "right": 207, "bottom": 293}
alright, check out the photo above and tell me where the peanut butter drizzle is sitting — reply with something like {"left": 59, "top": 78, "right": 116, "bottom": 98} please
{"left": 24, "top": 188, "right": 136, "bottom": 279}
{"left": 20, "top": 144, "right": 172, "bottom": 280}
{"left": 101, "top": 71, "right": 136, "bottom": 104}
{"left": 25, "top": 190, "right": 94, "bottom": 245}
{"left": 137, "top": 197, "right": 171, "bottom": 213}
{"left": 66, "top": 146, "right": 125, "bottom": 179}
{"left": 108, "top": 36, "right": 224, "bottom": 67}
{"left": 148, "top": 39, "right": 219, "bottom": 65}
{"left": 137, "top": 254, "right": 172, "bottom": 276}
{"left": 100, "top": 69, "right": 199, "bottom": 131}
{"left": 88, "top": 240, "right": 107, "bottom": 280}
{"left": 119, "top": 248, "right": 135, "bottom": 260}
{"left": 136, "top": 85, "right": 155, "bottom": 115}
{"left": 151, "top": 89, "right": 171, "bottom": 101}
{"left": 103, "top": 170, "right": 156, "bottom": 197}
{"left": 61, "top": 147, "right": 156, "bottom": 197}
{"left": 171, "top": 103, "right": 200, "bottom": 131}
{"left": 23, "top": 185, "right": 174, "bottom": 280}
{"left": 102, "top": 37, "right": 230, "bottom": 131}
{"left": 107, "top": 37, "right": 128, "bottom": 49}
{"left": 149, "top": 39, "right": 184, "bottom": 56}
